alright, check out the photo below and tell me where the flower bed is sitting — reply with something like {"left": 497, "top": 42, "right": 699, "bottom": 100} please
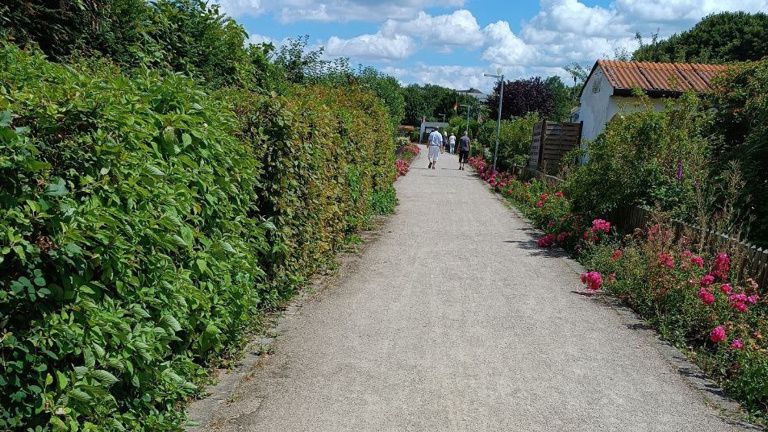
{"left": 394, "top": 143, "right": 420, "bottom": 180}
{"left": 468, "top": 156, "right": 768, "bottom": 421}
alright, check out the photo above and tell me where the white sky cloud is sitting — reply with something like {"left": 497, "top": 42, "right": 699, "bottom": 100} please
{"left": 326, "top": 33, "right": 417, "bottom": 61}
{"left": 218, "top": 0, "right": 465, "bottom": 22}
{"left": 381, "top": 10, "right": 485, "bottom": 52}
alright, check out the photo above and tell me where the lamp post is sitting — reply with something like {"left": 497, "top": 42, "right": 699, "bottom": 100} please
{"left": 438, "top": 113, "right": 446, "bottom": 122}
{"left": 484, "top": 71, "right": 504, "bottom": 173}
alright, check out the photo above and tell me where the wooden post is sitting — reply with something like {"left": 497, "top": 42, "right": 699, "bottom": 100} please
{"left": 538, "top": 120, "right": 547, "bottom": 167}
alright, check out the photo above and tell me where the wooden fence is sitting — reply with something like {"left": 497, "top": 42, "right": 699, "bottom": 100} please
{"left": 529, "top": 120, "right": 583, "bottom": 171}
{"left": 610, "top": 205, "right": 768, "bottom": 289}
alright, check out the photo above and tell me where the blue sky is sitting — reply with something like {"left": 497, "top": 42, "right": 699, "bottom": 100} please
{"left": 217, "top": 0, "right": 768, "bottom": 92}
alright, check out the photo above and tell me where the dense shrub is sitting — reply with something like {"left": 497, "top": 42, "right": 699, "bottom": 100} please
{"left": 707, "top": 60, "right": 768, "bottom": 246}
{"left": 0, "top": 44, "right": 394, "bottom": 430}
{"left": 564, "top": 94, "right": 713, "bottom": 220}
{"left": 476, "top": 113, "right": 538, "bottom": 170}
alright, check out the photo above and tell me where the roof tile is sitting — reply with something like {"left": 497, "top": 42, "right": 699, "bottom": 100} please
{"left": 596, "top": 60, "right": 729, "bottom": 93}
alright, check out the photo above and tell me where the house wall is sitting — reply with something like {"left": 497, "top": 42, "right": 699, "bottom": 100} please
{"left": 579, "top": 68, "right": 613, "bottom": 145}
{"left": 580, "top": 66, "right": 675, "bottom": 146}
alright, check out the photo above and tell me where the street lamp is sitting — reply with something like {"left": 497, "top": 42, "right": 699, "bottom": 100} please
{"left": 438, "top": 113, "right": 446, "bottom": 122}
{"left": 484, "top": 71, "right": 504, "bottom": 173}
{"left": 459, "top": 104, "right": 471, "bottom": 136}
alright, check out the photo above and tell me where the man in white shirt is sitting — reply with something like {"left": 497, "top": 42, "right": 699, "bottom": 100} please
{"left": 427, "top": 129, "right": 443, "bottom": 170}
{"left": 448, "top": 133, "right": 456, "bottom": 154}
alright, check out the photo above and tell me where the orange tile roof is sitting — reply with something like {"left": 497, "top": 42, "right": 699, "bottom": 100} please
{"left": 596, "top": 60, "right": 729, "bottom": 94}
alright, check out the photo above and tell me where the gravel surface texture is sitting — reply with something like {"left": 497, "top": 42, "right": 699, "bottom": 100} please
{"left": 195, "top": 147, "right": 752, "bottom": 432}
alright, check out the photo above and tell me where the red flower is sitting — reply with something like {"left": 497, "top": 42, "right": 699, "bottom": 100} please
{"left": 710, "top": 326, "right": 727, "bottom": 343}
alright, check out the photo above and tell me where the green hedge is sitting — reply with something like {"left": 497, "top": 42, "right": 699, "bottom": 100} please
{"left": 0, "top": 44, "right": 394, "bottom": 430}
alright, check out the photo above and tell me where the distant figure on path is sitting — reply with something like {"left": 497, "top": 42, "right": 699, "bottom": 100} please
{"left": 458, "top": 131, "right": 471, "bottom": 170}
{"left": 448, "top": 133, "right": 456, "bottom": 154}
{"left": 427, "top": 129, "right": 443, "bottom": 170}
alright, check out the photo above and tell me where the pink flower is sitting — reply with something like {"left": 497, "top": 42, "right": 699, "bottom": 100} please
{"left": 697, "top": 288, "right": 715, "bottom": 305}
{"left": 710, "top": 326, "right": 727, "bottom": 343}
{"left": 658, "top": 252, "right": 674, "bottom": 268}
{"left": 536, "top": 202, "right": 544, "bottom": 208}
{"left": 720, "top": 284, "right": 732, "bottom": 295}
{"left": 691, "top": 256, "right": 704, "bottom": 268}
{"left": 539, "top": 194, "right": 549, "bottom": 201}
{"left": 557, "top": 232, "right": 569, "bottom": 243}
{"left": 581, "top": 271, "right": 603, "bottom": 291}
{"left": 537, "top": 234, "right": 556, "bottom": 248}
{"left": 612, "top": 250, "right": 623, "bottom": 261}
{"left": 700, "top": 275, "right": 715, "bottom": 286}
{"left": 731, "top": 302, "right": 748, "bottom": 313}
{"left": 591, "top": 219, "right": 611, "bottom": 233}
{"left": 730, "top": 339, "right": 743, "bottom": 350}
{"left": 555, "top": 192, "right": 564, "bottom": 197}
{"left": 747, "top": 295, "right": 758, "bottom": 305}
{"left": 682, "top": 250, "right": 693, "bottom": 258}
{"left": 713, "top": 253, "right": 730, "bottom": 277}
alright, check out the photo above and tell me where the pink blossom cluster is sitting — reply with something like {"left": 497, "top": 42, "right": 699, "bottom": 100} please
{"left": 711, "top": 326, "right": 727, "bottom": 343}
{"left": 658, "top": 252, "right": 675, "bottom": 268}
{"left": 612, "top": 250, "right": 623, "bottom": 261}
{"left": 394, "top": 159, "right": 410, "bottom": 180}
{"left": 691, "top": 256, "right": 704, "bottom": 267}
{"left": 580, "top": 271, "right": 603, "bottom": 291}
{"left": 700, "top": 275, "right": 715, "bottom": 286}
{"left": 537, "top": 234, "right": 556, "bottom": 248}
{"left": 728, "top": 293, "right": 758, "bottom": 313}
{"left": 697, "top": 288, "right": 715, "bottom": 305}
{"left": 712, "top": 253, "right": 730, "bottom": 279}
{"left": 591, "top": 219, "right": 611, "bottom": 233}
{"left": 557, "top": 232, "right": 569, "bottom": 243}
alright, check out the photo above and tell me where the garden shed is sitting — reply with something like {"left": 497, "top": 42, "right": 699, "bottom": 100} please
{"left": 577, "top": 60, "right": 728, "bottom": 144}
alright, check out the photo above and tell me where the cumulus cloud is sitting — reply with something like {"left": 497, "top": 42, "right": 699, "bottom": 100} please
{"left": 381, "top": 10, "right": 484, "bottom": 52}
{"left": 325, "top": 33, "right": 417, "bottom": 61}
{"left": 217, "top": 0, "right": 465, "bottom": 22}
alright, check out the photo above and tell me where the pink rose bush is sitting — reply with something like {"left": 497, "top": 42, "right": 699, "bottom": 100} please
{"left": 581, "top": 271, "right": 603, "bottom": 291}
{"left": 394, "top": 159, "right": 411, "bottom": 180}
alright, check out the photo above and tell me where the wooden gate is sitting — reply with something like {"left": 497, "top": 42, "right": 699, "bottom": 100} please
{"left": 529, "top": 120, "right": 583, "bottom": 170}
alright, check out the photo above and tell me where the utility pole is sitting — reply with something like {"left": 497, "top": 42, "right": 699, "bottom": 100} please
{"left": 484, "top": 71, "right": 504, "bottom": 173}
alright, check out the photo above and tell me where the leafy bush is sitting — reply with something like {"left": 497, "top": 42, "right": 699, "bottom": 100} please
{"left": 476, "top": 113, "right": 538, "bottom": 171}
{"left": 707, "top": 60, "right": 768, "bottom": 246}
{"left": 0, "top": 44, "right": 394, "bottom": 430}
{"left": 564, "top": 93, "right": 713, "bottom": 220}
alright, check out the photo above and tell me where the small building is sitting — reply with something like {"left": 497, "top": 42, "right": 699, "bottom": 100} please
{"left": 578, "top": 60, "right": 728, "bottom": 144}
{"left": 419, "top": 121, "right": 448, "bottom": 143}
{"left": 457, "top": 88, "right": 487, "bottom": 102}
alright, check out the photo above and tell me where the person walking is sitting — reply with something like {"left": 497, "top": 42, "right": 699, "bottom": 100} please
{"left": 448, "top": 133, "right": 456, "bottom": 154}
{"left": 427, "top": 128, "right": 443, "bottom": 170}
{"left": 458, "top": 131, "right": 471, "bottom": 170}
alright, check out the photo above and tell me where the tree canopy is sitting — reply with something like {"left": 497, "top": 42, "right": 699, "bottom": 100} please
{"left": 633, "top": 12, "right": 768, "bottom": 63}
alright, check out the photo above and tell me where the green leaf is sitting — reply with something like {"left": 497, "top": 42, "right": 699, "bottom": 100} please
{"left": 45, "top": 178, "right": 69, "bottom": 197}
{"left": 68, "top": 389, "right": 92, "bottom": 403}
{"left": 162, "top": 315, "right": 182, "bottom": 333}
{"left": 182, "top": 133, "right": 192, "bottom": 146}
{"left": 0, "top": 110, "right": 11, "bottom": 128}
{"left": 91, "top": 370, "right": 119, "bottom": 386}
{"left": 83, "top": 348, "right": 95, "bottom": 368}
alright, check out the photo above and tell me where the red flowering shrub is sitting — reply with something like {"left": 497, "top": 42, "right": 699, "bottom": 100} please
{"left": 394, "top": 159, "right": 411, "bottom": 180}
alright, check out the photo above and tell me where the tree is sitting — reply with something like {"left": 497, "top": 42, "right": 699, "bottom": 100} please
{"left": 633, "top": 12, "right": 768, "bottom": 63}
{"left": 356, "top": 66, "right": 405, "bottom": 129}
{"left": 544, "top": 76, "right": 573, "bottom": 122}
{"left": 486, "top": 77, "right": 555, "bottom": 120}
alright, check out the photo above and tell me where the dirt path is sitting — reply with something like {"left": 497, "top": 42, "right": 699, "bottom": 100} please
{"left": 190, "top": 146, "right": 751, "bottom": 431}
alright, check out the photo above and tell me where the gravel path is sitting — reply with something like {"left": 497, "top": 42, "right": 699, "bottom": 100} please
{"left": 202, "top": 147, "right": 749, "bottom": 431}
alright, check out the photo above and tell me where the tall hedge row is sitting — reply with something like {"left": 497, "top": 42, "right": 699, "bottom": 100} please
{"left": 0, "top": 44, "right": 395, "bottom": 430}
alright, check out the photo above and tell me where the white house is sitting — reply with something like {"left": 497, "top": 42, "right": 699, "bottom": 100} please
{"left": 577, "top": 60, "right": 728, "bottom": 144}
